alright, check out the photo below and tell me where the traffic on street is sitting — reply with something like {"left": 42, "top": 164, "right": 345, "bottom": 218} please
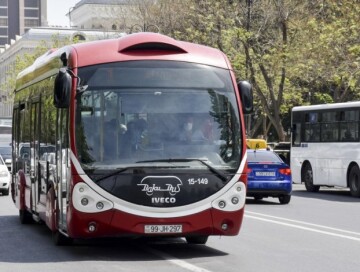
{"left": 1, "top": 184, "right": 359, "bottom": 272}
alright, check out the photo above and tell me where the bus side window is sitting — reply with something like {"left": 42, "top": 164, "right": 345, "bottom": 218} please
{"left": 292, "top": 123, "right": 301, "bottom": 146}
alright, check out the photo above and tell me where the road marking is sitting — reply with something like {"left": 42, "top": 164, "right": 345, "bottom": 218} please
{"left": 245, "top": 212, "right": 360, "bottom": 242}
{"left": 143, "top": 246, "right": 213, "bottom": 272}
{"left": 246, "top": 211, "right": 360, "bottom": 236}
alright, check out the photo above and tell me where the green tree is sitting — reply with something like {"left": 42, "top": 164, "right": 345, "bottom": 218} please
{"left": 176, "top": 0, "right": 310, "bottom": 141}
{"left": 293, "top": 0, "right": 360, "bottom": 103}
{"left": 1, "top": 34, "right": 83, "bottom": 100}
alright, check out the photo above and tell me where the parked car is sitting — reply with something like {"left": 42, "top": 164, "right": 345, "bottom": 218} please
{"left": 0, "top": 145, "right": 12, "bottom": 172}
{"left": 0, "top": 154, "right": 10, "bottom": 196}
{"left": 247, "top": 149, "right": 292, "bottom": 204}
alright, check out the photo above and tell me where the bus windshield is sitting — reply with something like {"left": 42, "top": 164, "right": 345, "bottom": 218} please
{"left": 75, "top": 60, "right": 242, "bottom": 173}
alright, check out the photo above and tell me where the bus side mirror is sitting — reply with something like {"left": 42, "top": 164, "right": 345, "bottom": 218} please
{"left": 54, "top": 68, "right": 72, "bottom": 108}
{"left": 237, "top": 80, "right": 253, "bottom": 114}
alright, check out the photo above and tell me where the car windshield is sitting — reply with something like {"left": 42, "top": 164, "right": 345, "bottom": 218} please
{"left": 247, "top": 151, "right": 282, "bottom": 163}
{"left": 75, "top": 60, "right": 242, "bottom": 173}
{"left": 0, "top": 146, "right": 11, "bottom": 159}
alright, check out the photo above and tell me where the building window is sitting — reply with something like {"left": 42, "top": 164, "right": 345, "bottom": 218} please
{"left": 0, "top": 0, "right": 7, "bottom": 7}
{"left": 24, "top": 0, "right": 39, "bottom": 8}
{"left": 0, "top": 28, "right": 7, "bottom": 35}
{"left": 24, "top": 18, "right": 39, "bottom": 27}
{"left": 73, "top": 34, "right": 86, "bottom": 42}
{"left": 24, "top": 9, "right": 39, "bottom": 18}
{"left": 112, "top": 24, "right": 117, "bottom": 30}
{"left": 0, "top": 7, "right": 7, "bottom": 16}
{"left": 0, "top": 37, "right": 7, "bottom": 44}
{"left": 0, "top": 18, "right": 7, "bottom": 26}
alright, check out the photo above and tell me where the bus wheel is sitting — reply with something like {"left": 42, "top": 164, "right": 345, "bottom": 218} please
{"left": 349, "top": 165, "right": 360, "bottom": 197}
{"left": 185, "top": 236, "right": 208, "bottom": 245}
{"left": 19, "top": 209, "right": 33, "bottom": 224}
{"left": 303, "top": 163, "right": 320, "bottom": 192}
{"left": 53, "top": 231, "right": 73, "bottom": 246}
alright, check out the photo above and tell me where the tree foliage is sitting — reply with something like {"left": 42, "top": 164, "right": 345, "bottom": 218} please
{"left": 147, "top": 0, "right": 360, "bottom": 141}
{"left": 2, "top": 34, "right": 83, "bottom": 100}
{"left": 4, "top": 0, "right": 359, "bottom": 142}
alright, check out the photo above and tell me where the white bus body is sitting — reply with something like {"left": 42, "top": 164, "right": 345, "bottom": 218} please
{"left": 291, "top": 101, "right": 360, "bottom": 197}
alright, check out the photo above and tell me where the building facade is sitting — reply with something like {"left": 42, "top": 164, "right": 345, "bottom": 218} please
{"left": 0, "top": 27, "right": 123, "bottom": 117}
{"left": 0, "top": 0, "right": 47, "bottom": 48}
{"left": 68, "top": 0, "right": 143, "bottom": 33}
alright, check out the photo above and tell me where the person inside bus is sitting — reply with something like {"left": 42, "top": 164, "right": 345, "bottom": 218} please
{"left": 120, "top": 118, "right": 147, "bottom": 157}
{"left": 343, "top": 130, "right": 354, "bottom": 141}
{"left": 179, "top": 116, "right": 209, "bottom": 143}
{"left": 103, "top": 119, "right": 119, "bottom": 160}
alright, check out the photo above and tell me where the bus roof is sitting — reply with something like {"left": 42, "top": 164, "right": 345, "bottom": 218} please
{"left": 292, "top": 101, "right": 360, "bottom": 112}
{"left": 16, "top": 33, "right": 232, "bottom": 91}
{"left": 71, "top": 32, "right": 230, "bottom": 69}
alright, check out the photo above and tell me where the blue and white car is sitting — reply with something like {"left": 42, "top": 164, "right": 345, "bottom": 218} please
{"left": 247, "top": 149, "right": 292, "bottom": 204}
{"left": 0, "top": 154, "right": 10, "bottom": 196}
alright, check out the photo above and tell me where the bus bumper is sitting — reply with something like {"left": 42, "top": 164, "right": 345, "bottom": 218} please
{"left": 67, "top": 207, "right": 244, "bottom": 239}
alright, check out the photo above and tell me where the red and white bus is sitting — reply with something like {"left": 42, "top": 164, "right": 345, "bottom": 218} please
{"left": 11, "top": 32, "right": 253, "bottom": 245}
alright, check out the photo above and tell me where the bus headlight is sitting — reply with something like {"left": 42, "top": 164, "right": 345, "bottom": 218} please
{"left": 73, "top": 183, "right": 113, "bottom": 213}
{"left": 96, "top": 201, "right": 104, "bottom": 210}
{"left": 218, "top": 200, "right": 226, "bottom": 209}
{"left": 81, "top": 198, "right": 89, "bottom": 206}
{"left": 212, "top": 182, "right": 246, "bottom": 212}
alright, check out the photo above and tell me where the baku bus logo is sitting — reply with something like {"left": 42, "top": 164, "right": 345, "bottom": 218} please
{"left": 137, "top": 176, "right": 183, "bottom": 196}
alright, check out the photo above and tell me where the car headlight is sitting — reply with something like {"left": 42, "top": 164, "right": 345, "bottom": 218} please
{"left": 0, "top": 171, "right": 8, "bottom": 177}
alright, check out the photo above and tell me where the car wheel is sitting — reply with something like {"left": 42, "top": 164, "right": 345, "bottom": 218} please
{"left": 278, "top": 195, "right": 291, "bottom": 204}
{"left": 349, "top": 165, "right": 360, "bottom": 197}
{"left": 185, "top": 236, "right": 208, "bottom": 245}
{"left": 19, "top": 209, "right": 33, "bottom": 224}
{"left": 53, "top": 230, "right": 73, "bottom": 246}
{"left": 3, "top": 188, "right": 9, "bottom": 196}
{"left": 303, "top": 163, "right": 320, "bottom": 192}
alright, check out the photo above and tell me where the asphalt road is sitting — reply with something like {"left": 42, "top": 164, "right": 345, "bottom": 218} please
{"left": 1, "top": 184, "right": 360, "bottom": 272}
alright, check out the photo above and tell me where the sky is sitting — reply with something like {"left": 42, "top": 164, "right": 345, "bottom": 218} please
{"left": 47, "top": 0, "right": 80, "bottom": 27}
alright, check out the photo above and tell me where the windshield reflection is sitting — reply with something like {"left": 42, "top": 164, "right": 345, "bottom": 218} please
{"left": 75, "top": 61, "right": 242, "bottom": 172}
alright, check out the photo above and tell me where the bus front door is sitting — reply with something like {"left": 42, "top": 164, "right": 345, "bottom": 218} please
{"left": 56, "top": 108, "right": 70, "bottom": 231}
{"left": 30, "top": 101, "right": 40, "bottom": 214}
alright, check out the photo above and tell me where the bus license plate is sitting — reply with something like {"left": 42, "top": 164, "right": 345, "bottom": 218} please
{"left": 144, "top": 225, "right": 182, "bottom": 233}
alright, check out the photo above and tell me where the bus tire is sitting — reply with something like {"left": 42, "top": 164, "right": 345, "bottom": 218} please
{"left": 19, "top": 209, "right": 33, "bottom": 224}
{"left": 53, "top": 231, "right": 73, "bottom": 246}
{"left": 349, "top": 165, "right": 360, "bottom": 197}
{"left": 302, "top": 163, "right": 320, "bottom": 192}
{"left": 185, "top": 236, "right": 208, "bottom": 245}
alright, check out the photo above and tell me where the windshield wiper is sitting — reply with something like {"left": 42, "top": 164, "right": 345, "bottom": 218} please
{"left": 94, "top": 164, "right": 188, "bottom": 183}
{"left": 137, "top": 158, "right": 229, "bottom": 183}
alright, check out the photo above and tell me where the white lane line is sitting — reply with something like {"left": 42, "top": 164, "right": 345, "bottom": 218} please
{"left": 246, "top": 211, "right": 360, "bottom": 236}
{"left": 143, "top": 246, "right": 213, "bottom": 272}
{"left": 245, "top": 214, "right": 360, "bottom": 242}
